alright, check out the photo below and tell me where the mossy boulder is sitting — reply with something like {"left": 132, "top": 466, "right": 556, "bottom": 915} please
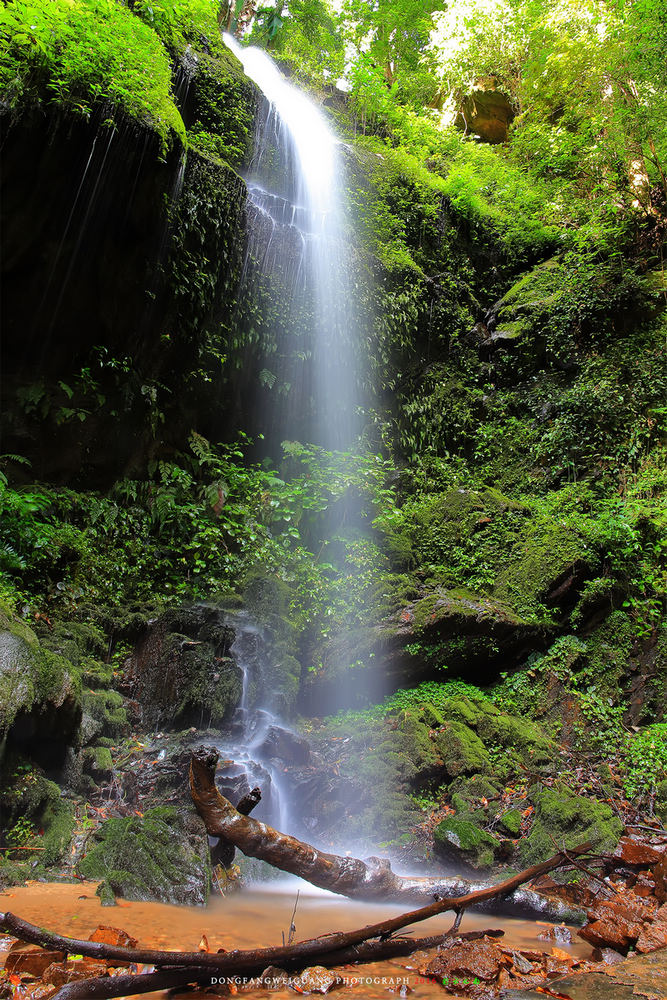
{"left": 485, "top": 256, "right": 649, "bottom": 373}
{"left": 0, "top": 610, "right": 81, "bottom": 764}
{"left": 486, "top": 259, "right": 563, "bottom": 355}
{"left": 355, "top": 711, "right": 442, "bottom": 790}
{"left": 35, "top": 618, "right": 112, "bottom": 689}
{"left": 0, "top": 759, "right": 75, "bottom": 875}
{"left": 82, "top": 689, "right": 129, "bottom": 740}
{"left": 475, "top": 711, "right": 553, "bottom": 770}
{"left": 416, "top": 702, "right": 447, "bottom": 730}
{"left": 520, "top": 785, "right": 623, "bottom": 866}
{"left": 166, "top": 635, "right": 243, "bottom": 727}
{"left": 77, "top": 806, "right": 209, "bottom": 905}
{"left": 433, "top": 816, "right": 499, "bottom": 870}
{"left": 448, "top": 774, "right": 502, "bottom": 814}
{"left": 440, "top": 694, "right": 492, "bottom": 727}
{"left": 433, "top": 694, "right": 556, "bottom": 779}
{"left": 499, "top": 808, "right": 522, "bottom": 836}
{"left": 401, "top": 588, "right": 536, "bottom": 645}
{"left": 492, "top": 516, "right": 592, "bottom": 615}
{"left": 121, "top": 607, "right": 242, "bottom": 729}
{"left": 433, "top": 720, "right": 492, "bottom": 778}
{"left": 386, "top": 483, "right": 595, "bottom": 668}
{"left": 83, "top": 745, "right": 114, "bottom": 782}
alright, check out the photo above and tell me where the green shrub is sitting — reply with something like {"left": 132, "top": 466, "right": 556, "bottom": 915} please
{"left": 0, "top": 0, "right": 184, "bottom": 143}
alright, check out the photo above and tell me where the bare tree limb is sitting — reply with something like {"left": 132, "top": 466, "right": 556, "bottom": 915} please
{"left": 49, "top": 930, "right": 507, "bottom": 1000}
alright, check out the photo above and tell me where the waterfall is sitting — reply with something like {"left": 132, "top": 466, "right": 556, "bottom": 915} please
{"left": 213, "top": 612, "right": 302, "bottom": 835}
{"left": 224, "top": 34, "right": 359, "bottom": 451}
{"left": 206, "top": 41, "right": 373, "bottom": 847}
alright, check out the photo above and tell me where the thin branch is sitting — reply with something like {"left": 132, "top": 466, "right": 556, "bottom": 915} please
{"left": 49, "top": 929, "right": 507, "bottom": 1000}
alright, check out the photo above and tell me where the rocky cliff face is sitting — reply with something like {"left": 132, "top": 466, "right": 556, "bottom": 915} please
{"left": 1, "top": 41, "right": 256, "bottom": 484}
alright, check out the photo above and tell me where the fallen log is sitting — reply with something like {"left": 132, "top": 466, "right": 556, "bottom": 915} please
{"left": 46, "top": 930, "right": 506, "bottom": 1000}
{"left": 190, "top": 744, "right": 583, "bottom": 920}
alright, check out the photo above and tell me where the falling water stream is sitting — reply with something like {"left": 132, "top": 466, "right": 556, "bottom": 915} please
{"left": 213, "top": 613, "right": 297, "bottom": 835}
{"left": 205, "top": 39, "right": 366, "bottom": 837}
{"left": 224, "top": 33, "right": 360, "bottom": 450}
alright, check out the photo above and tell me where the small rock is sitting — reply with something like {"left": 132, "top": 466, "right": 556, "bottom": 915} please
{"left": 88, "top": 925, "right": 138, "bottom": 949}
{"left": 511, "top": 951, "right": 535, "bottom": 974}
{"left": 592, "top": 946, "right": 626, "bottom": 964}
{"left": 5, "top": 948, "right": 66, "bottom": 977}
{"left": 537, "top": 923, "right": 572, "bottom": 944}
{"left": 261, "top": 966, "right": 290, "bottom": 987}
{"left": 636, "top": 903, "right": 667, "bottom": 953}
{"left": 421, "top": 937, "right": 506, "bottom": 983}
{"left": 292, "top": 966, "right": 340, "bottom": 993}
{"left": 43, "top": 960, "right": 109, "bottom": 987}
{"left": 615, "top": 837, "right": 666, "bottom": 867}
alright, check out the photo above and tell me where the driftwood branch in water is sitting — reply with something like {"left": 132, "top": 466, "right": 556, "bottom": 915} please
{"left": 45, "top": 930, "right": 506, "bottom": 999}
{"left": 189, "top": 744, "right": 584, "bottom": 919}
{"left": 6, "top": 837, "right": 577, "bottom": 975}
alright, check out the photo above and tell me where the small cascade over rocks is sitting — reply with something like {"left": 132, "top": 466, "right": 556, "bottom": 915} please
{"left": 212, "top": 611, "right": 308, "bottom": 834}
{"left": 224, "top": 33, "right": 360, "bottom": 451}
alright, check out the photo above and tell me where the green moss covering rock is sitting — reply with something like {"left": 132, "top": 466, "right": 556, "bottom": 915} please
{"left": 186, "top": 48, "right": 257, "bottom": 168}
{"left": 520, "top": 785, "right": 623, "bottom": 866}
{"left": 448, "top": 774, "right": 502, "bottom": 813}
{"left": 0, "top": 610, "right": 81, "bottom": 757}
{"left": 77, "top": 806, "right": 209, "bottom": 905}
{"left": 433, "top": 816, "right": 499, "bottom": 869}
{"left": 36, "top": 618, "right": 113, "bottom": 690}
{"left": 499, "top": 808, "right": 522, "bottom": 836}
{"left": 431, "top": 694, "right": 555, "bottom": 779}
{"left": 475, "top": 711, "right": 553, "bottom": 769}
{"left": 0, "top": 758, "right": 75, "bottom": 873}
{"left": 493, "top": 516, "right": 591, "bottom": 615}
{"left": 83, "top": 745, "right": 114, "bottom": 782}
{"left": 82, "top": 689, "right": 128, "bottom": 739}
{"left": 433, "top": 720, "right": 492, "bottom": 778}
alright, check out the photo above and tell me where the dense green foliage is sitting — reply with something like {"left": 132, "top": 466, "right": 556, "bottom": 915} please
{"left": 0, "top": 438, "right": 394, "bottom": 650}
{"left": 0, "top": 0, "right": 184, "bottom": 141}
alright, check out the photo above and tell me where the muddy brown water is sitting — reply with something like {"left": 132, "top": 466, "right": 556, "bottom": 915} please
{"left": 0, "top": 880, "right": 591, "bottom": 999}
